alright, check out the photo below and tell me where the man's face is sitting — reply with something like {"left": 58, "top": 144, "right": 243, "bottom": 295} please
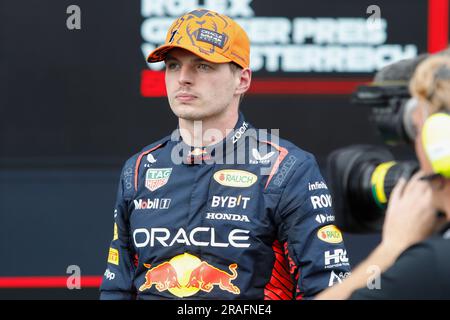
{"left": 164, "top": 48, "right": 241, "bottom": 121}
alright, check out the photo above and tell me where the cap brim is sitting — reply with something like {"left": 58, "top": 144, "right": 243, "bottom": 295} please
{"left": 146, "top": 44, "right": 232, "bottom": 65}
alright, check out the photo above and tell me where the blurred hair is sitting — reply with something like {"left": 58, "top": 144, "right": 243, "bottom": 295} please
{"left": 435, "top": 47, "right": 450, "bottom": 57}
{"left": 410, "top": 55, "right": 450, "bottom": 114}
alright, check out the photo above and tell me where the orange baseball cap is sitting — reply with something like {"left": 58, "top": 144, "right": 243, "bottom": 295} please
{"left": 146, "top": 9, "right": 250, "bottom": 69}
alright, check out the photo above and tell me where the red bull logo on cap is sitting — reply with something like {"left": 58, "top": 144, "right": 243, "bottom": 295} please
{"left": 138, "top": 253, "right": 240, "bottom": 298}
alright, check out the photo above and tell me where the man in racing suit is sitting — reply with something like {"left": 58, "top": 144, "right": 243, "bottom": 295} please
{"left": 100, "top": 9, "right": 351, "bottom": 300}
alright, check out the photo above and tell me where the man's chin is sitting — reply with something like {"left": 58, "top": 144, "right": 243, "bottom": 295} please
{"left": 178, "top": 114, "right": 203, "bottom": 121}
{"left": 172, "top": 106, "right": 209, "bottom": 121}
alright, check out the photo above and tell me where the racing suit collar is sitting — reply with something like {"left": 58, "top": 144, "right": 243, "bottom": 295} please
{"left": 175, "top": 112, "right": 250, "bottom": 165}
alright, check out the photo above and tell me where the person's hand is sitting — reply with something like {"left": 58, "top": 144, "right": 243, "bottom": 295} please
{"left": 380, "top": 170, "right": 438, "bottom": 256}
{"left": 317, "top": 171, "right": 443, "bottom": 301}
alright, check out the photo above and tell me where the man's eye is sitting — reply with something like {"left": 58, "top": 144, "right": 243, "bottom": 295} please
{"left": 198, "top": 63, "right": 211, "bottom": 70}
{"left": 166, "top": 62, "right": 179, "bottom": 70}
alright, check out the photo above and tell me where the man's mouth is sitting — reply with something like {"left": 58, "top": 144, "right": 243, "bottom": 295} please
{"left": 175, "top": 93, "right": 197, "bottom": 102}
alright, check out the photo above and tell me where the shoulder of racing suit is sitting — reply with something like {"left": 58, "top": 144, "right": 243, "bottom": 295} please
{"left": 250, "top": 130, "right": 320, "bottom": 195}
{"left": 119, "top": 135, "right": 173, "bottom": 201}
{"left": 118, "top": 129, "right": 320, "bottom": 199}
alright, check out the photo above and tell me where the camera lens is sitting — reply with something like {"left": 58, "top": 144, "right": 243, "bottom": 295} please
{"left": 369, "top": 160, "right": 418, "bottom": 208}
{"left": 327, "top": 145, "right": 419, "bottom": 233}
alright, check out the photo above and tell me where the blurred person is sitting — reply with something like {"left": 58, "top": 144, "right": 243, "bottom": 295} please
{"left": 98, "top": 9, "right": 350, "bottom": 300}
{"left": 317, "top": 54, "right": 450, "bottom": 300}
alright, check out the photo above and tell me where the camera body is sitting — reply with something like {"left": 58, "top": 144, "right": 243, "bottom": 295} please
{"left": 327, "top": 62, "right": 424, "bottom": 233}
{"left": 351, "top": 83, "right": 417, "bottom": 146}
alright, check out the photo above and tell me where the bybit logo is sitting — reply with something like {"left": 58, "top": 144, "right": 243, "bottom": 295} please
{"left": 211, "top": 195, "right": 250, "bottom": 210}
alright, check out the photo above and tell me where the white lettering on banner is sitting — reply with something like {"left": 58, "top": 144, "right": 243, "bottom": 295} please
{"left": 292, "top": 18, "right": 386, "bottom": 44}
{"left": 251, "top": 44, "right": 417, "bottom": 73}
{"left": 310, "top": 194, "right": 332, "bottom": 210}
{"left": 141, "top": 18, "right": 174, "bottom": 43}
{"left": 141, "top": 2, "right": 419, "bottom": 73}
{"left": 133, "top": 227, "right": 250, "bottom": 248}
{"left": 141, "top": 0, "right": 254, "bottom": 17}
{"left": 237, "top": 18, "right": 291, "bottom": 44}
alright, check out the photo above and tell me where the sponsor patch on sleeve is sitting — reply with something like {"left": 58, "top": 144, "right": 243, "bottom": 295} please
{"left": 317, "top": 225, "right": 343, "bottom": 244}
{"left": 108, "top": 247, "right": 119, "bottom": 265}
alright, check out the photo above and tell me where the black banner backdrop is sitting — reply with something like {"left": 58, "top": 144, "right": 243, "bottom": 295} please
{"left": 1, "top": 0, "right": 430, "bottom": 162}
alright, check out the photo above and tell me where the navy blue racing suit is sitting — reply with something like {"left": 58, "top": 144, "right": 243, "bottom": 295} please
{"left": 100, "top": 113, "right": 351, "bottom": 299}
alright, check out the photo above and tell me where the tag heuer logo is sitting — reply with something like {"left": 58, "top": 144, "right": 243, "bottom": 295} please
{"left": 145, "top": 168, "right": 172, "bottom": 191}
{"left": 213, "top": 170, "right": 257, "bottom": 188}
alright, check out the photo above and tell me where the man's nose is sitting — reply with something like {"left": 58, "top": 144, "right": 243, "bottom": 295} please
{"left": 178, "top": 65, "right": 194, "bottom": 86}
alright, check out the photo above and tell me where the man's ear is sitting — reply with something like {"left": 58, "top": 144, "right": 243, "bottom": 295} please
{"left": 235, "top": 68, "right": 252, "bottom": 95}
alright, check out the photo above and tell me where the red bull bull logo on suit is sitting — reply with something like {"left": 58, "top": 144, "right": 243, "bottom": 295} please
{"left": 138, "top": 253, "right": 240, "bottom": 298}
